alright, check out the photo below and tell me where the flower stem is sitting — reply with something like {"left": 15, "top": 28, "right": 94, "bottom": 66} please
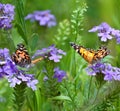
{"left": 87, "top": 76, "right": 93, "bottom": 99}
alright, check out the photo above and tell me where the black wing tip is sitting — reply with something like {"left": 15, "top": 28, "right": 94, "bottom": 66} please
{"left": 99, "top": 46, "right": 111, "bottom": 54}
{"left": 69, "top": 42, "right": 75, "bottom": 46}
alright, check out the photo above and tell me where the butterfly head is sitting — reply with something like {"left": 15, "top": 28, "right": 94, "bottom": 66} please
{"left": 17, "top": 43, "right": 27, "bottom": 52}
{"left": 70, "top": 42, "right": 81, "bottom": 53}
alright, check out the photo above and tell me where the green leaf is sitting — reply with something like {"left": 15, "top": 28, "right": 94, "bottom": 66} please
{"left": 50, "top": 95, "right": 72, "bottom": 101}
{"left": 35, "top": 89, "right": 42, "bottom": 111}
{"left": 13, "top": 82, "right": 27, "bottom": 111}
{"left": 29, "top": 33, "right": 39, "bottom": 51}
{"left": 15, "top": 0, "right": 28, "bottom": 44}
{"left": 15, "top": 23, "right": 27, "bottom": 43}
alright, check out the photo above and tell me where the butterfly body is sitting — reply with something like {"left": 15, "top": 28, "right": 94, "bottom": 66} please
{"left": 70, "top": 42, "right": 110, "bottom": 64}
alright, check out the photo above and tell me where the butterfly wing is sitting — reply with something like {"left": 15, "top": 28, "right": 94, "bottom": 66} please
{"left": 93, "top": 46, "right": 110, "bottom": 62}
{"left": 70, "top": 42, "right": 110, "bottom": 64}
{"left": 11, "top": 43, "right": 31, "bottom": 67}
{"left": 70, "top": 42, "right": 95, "bottom": 64}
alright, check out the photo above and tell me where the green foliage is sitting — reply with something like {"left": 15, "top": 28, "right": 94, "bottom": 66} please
{"left": 90, "top": 82, "right": 120, "bottom": 111}
{"left": 68, "top": 0, "right": 88, "bottom": 78}
{"left": 0, "top": 30, "right": 15, "bottom": 51}
{"left": 0, "top": 79, "right": 13, "bottom": 111}
{"left": 53, "top": 19, "right": 70, "bottom": 50}
{"left": 13, "top": 82, "right": 27, "bottom": 111}
{"left": 15, "top": 0, "right": 28, "bottom": 44}
{"left": 71, "top": 0, "right": 87, "bottom": 42}
{"left": 28, "top": 33, "right": 39, "bottom": 53}
{"left": 26, "top": 89, "right": 44, "bottom": 111}
{"left": 42, "top": 60, "right": 60, "bottom": 97}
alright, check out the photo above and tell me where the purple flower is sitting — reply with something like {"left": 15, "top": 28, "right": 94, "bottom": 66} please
{"left": 32, "top": 45, "right": 66, "bottom": 62}
{"left": 43, "top": 67, "right": 66, "bottom": 82}
{"left": 43, "top": 76, "right": 49, "bottom": 81}
{"left": 6, "top": 65, "right": 38, "bottom": 90}
{"left": 0, "top": 48, "right": 10, "bottom": 60}
{"left": 0, "top": 3, "right": 15, "bottom": 30}
{"left": 111, "top": 29, "right": 120, "bottom": 44}
{"left": 27, "top": 79, "right": 38, "bottom": 91}
{"left": 86, "top": 62, "right": 120, "bottom": 81}
{"left": 53, "top": 67, "right": 66, "bottom": 82}
{"left": 0, "top": 48, "right": 38, "bottom": 90}
{"left": 0, "top": 48, "right": 11, "bottom": 77}
{"left": 89, "top": 22, "right": 120, "bottom": 44}
{"left": 3, "top": 59, "right": 18, "bottom": 75}
{"left": 86, "top": 62, "right": 105, "bottom": 76}
{"left": 25, "top": 10, "right": 56, "bottom": 27}
{"left": 8, "top": 76, "right": 21, "bottom": 87}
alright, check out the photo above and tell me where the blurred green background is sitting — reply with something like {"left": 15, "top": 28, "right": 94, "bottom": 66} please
{"left": 1, "top": 0, "right": 120, "bottom": 48}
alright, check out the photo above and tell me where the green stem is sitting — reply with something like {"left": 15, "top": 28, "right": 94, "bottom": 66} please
{"left": 92, "top": 80, "right": 102, "bottom": 105}
{"left": 64, "top": 81, "right": 76, "bottom": 111}
{"left": 87, "top": 76, "right": 93, "bottom": 99}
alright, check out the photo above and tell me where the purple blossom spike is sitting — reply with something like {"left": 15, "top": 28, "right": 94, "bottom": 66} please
{"left": 86, "top": 62, "right": 120, "bottom": 81}
{"left": 0, "top": 3, "right": 15, "bottom": 30}
{"left": 25, "top": 10, "right": 56, "bottom": 27}
{"left": 53, "top": 67, "right": 66, "bottom": 82}
{"left": 32, "top": 45, "right": 66, "bottom": 62}
{"left": 89, "top": 22, "right": 120, "bottom": 44}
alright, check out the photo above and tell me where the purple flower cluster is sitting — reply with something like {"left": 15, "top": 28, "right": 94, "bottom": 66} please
{"left": 86, "top": 62, "right": 120, "bottom": 81}
{"left": 32, "top": 45, "right": 66, "bottom": 62}
{"left": 53, "top": 67, "right": 66, "bottom": 82}
{"left": 0, "top": 3, "right": 15, "bottom": 30}
{"left": 0, "top": 48, "right": 10, "bottom": 77}
{"left": 43, "top": 67, "right": 66, "bottom": 82}
{"left": 25, "top": 10, "right": 56, "bottom": 27}
{"left": 89, "top": 22, "right": 120, "bottom": 44}
{"left": 0, "top": 48, "right": 38, "bottom": 90}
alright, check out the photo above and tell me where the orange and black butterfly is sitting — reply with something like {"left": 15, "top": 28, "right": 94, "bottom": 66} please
{"left": 70, "top": 42, "right": 110, "bottom": 64}
{"left": 11, "top": 43, "right": 43, "bottom": 67}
